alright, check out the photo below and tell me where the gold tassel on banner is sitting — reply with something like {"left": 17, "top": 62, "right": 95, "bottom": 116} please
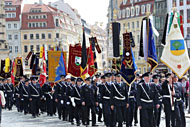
{"left": 5, "top": 58, "right": 10, "bottom": 73}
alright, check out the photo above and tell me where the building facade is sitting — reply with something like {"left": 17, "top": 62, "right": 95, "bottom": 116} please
{"left": 118, "top": 0, "right": 155, "bottom": 74}
{"left": 0, "top": 0, "right": 9, "bottom": 59}
{"left": 5, "top": 0, "right": 24, "bottom": 59}
{"left": 21, "top": 2, "right": 78, "bottom": 72}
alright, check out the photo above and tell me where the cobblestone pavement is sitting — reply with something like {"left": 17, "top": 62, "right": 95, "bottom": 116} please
{"left": 1, "top": 107, "right": 190, "bottom": 127}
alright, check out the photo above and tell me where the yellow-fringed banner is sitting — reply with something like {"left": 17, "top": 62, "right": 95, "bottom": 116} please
{"left": 5, "top": 58, "right": 10, "bottom": 73}
{"left": 48, "top": 51, "right": 67, "bottom": 82}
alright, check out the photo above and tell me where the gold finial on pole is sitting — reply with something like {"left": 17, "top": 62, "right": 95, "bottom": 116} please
{"left": 125, "top": 25, "right": 128, "bottom": 33}
{"left": 172, "top": 2, "right": 177, "bottom": 13}
{"left": 113, "top": 9, "right": 118, "bottom": 22}
{"left": 146, "top": 11, "right": 151, "bottom": 18}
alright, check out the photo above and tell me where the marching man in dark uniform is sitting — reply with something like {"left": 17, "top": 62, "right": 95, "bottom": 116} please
{"left": 68, "top": 76, "right": 76, "bottom": 124}
{"left": 65, "top": 75, "right": 73, "bottom": 122}
{"left": 18, "top": 75, "right": 27, "bottom": 112}
{"left": 71, "top": 77, "right": 83, "bottom": 126}
{"left": 42, "top": 78, "right": 53, "bottom": 116}
{"left": 20, "top": 78, "right": 30, "bottom": 115}
{"left": 54, "top": 75, "right": 67, "bottom": 120}
{"left": 81, "top": 75, "right": 98, "bottom": 126}
{"left": 173, "top": 75, "right": 185, "bottom": 127}
{"left": 136, "top": 72, "right": 160, "bottom": 127}
{"left": 161, "top": 73, "right": 181, "bottom": 127}
{"left": 5, "top": 78, "right": 14, "bottom": 110}
{"left": 101, "top": 72, "right": 114, "bottom": 127}
{"left": 152, "top": 74, "right": 162, "bottom": 127}
{"left": 28, "top": 76, "right": 41, "bottom": 118}
{"left": 111, "top": 73, "right": 129, "bottom": 127}
{"left": 126, "top": 81, "right": 137, "bottom": 127}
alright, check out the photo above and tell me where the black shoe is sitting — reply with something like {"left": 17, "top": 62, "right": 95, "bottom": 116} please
{"left": 32, "top": 115, "right": 36, "bottom": 118}
{"left": 58, "top": 116, "right": 61, "bottom": 120}
{"left": 77, "top": 123, "right": 80, "bottom": 126}
{"left": 71, "top": 122, "right": 74, "bottom": 125}
{"left": 92, "top": 125, "right": 98, "bottom": 126}
{"left": 134, "top": 123, "right": 137, "bottom": 126}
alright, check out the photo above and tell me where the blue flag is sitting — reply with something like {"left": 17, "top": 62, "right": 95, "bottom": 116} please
{"left": 148, "top": 20, "right": 158, "bottom": 71}
{"left": 120, "top": 47, "right": 137, "bottom": 86}
{"left": 55, "top": 52, "right": 66, "bottom": 81}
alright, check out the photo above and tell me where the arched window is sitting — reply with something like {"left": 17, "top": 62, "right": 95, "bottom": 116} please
{"left": 131, "top": 6, "right": 135, "bottom": 17}
{"left": 141, "top": 5, "right": 146, "bottom": 14}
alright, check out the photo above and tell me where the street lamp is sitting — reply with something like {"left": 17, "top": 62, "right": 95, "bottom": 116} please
{"left": 185, "top": 35, "right": 190, "bottom": 113}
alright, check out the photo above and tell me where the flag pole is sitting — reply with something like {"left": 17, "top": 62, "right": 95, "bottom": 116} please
{"left": 146, "top": 11, "right": 151, "bottom": 72}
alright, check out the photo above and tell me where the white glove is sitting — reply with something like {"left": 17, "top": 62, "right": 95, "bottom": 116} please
{"left": 67, "top": 102, "right": 70, "bottom": 105}
{"left": 99, "top": 103, "right": 103, "bottom": 109}
{"left": 5, "top": 94, "right": 7, "bottom": 97}
{"left": 61, "top": 100, "right": 64, "bottom": 104}
{"left": 71, "top": 97, "right": 76, "bottom": 107}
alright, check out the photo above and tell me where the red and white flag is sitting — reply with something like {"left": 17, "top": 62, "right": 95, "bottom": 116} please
{"left": 39, "top": 47, "right": 47, "bottom": 87}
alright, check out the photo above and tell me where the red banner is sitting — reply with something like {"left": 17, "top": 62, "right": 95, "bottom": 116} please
{"left": 68, "top": 44, "right": 89, "bottom": 77}
{"left": 68, "top": 44, "right": 82, "bottom": 77}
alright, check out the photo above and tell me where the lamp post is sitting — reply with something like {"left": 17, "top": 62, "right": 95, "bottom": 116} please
{"left": 185, "top": 36, "right": 190, "bottom": 113}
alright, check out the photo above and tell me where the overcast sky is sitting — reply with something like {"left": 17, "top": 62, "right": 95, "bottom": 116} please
{"left": 26, "top": 0, "right": 109, "bottom": 27}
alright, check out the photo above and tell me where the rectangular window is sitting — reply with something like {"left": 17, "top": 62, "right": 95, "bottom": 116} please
{"left": 42, "top": 33, "right": 45, "bottom": 39}
{"left": 137, "top": 21, "right": 139, "bottom": 28}
{"left": 36, "top": 34, "right": 39, "bottom": 39}
{"left": 30, "top": 34, "right": 34, "bottom": 39}
{"left": 30, "top": 45, "right": 34, "bottom": 51}
{"left": 56, "top": 19, "right": 59, "bottom": 27}
{"left": 36, "top": 45, "right": 40, "bottom": 52}
{"left": 24, "top": 34, "right": 27, "bottom": 40}
{"left": 137, "top": 35, "right": 140, "bottom": 43}
{"left": 14, "top": 23, "right": 17, "bottom": 29}
{"left": 14, "top": 35, "right": 18, "bottom": 40}
{"left": 28, "top": 23, "right": 31, "bottom": 28}
{"left": 8, "top": 24, "right": 11, "bottom": 29}
{"left": 56, "top": 33, "right": 59, "bottom": 38}
{"left": 43, "top": 23, "right": 46, "bottom": 27}
{"left": 48, "top": 33, "right": 51, "bottom": 39}
{"left": 180, "top": 10, "right": 184, "bottom": 23}
{"left": 12, "top": 13, "right": 16, "bottom": 18}
{"left": 43, "top": 15, "right": 46, "bottom": 19}
{"left": 187, "top": 9, "right": 190, "bottom": 23}
{"left": 32, "top": 23, "right": 35, "bottom": 28}
{"left": 24, "top": 45, "right": 28, "bottom": 53}
{"left": 180, "top": 0, "right": 183, "bottom": 6}
{"left": 36, "top": 23, "right": 39, "bottom": 27}
{"left": 15, "top": 46, "right": 18, "bottom": 53}
{"left": 8, "top": 34, "right": 12, "bottom": 40}
{"left": 9, "top": 46, "right": 12, "bottom": 53}
{"left": 187, "top": 27, "right": 190, "bottom": 35}
{"left": 188, "top": 0, "right": 190, "bottom": 5}
{"left": 123, "top": 23, "right": 125, "bottom": 31}
{"left": 128, "top": 22, "right": 130, "bottom": 29}
{"left": 132, "top": 22, "right": 135, "bottom": 29}
{"left": 173, "top": 0, "right": 176, "bottom": 6}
